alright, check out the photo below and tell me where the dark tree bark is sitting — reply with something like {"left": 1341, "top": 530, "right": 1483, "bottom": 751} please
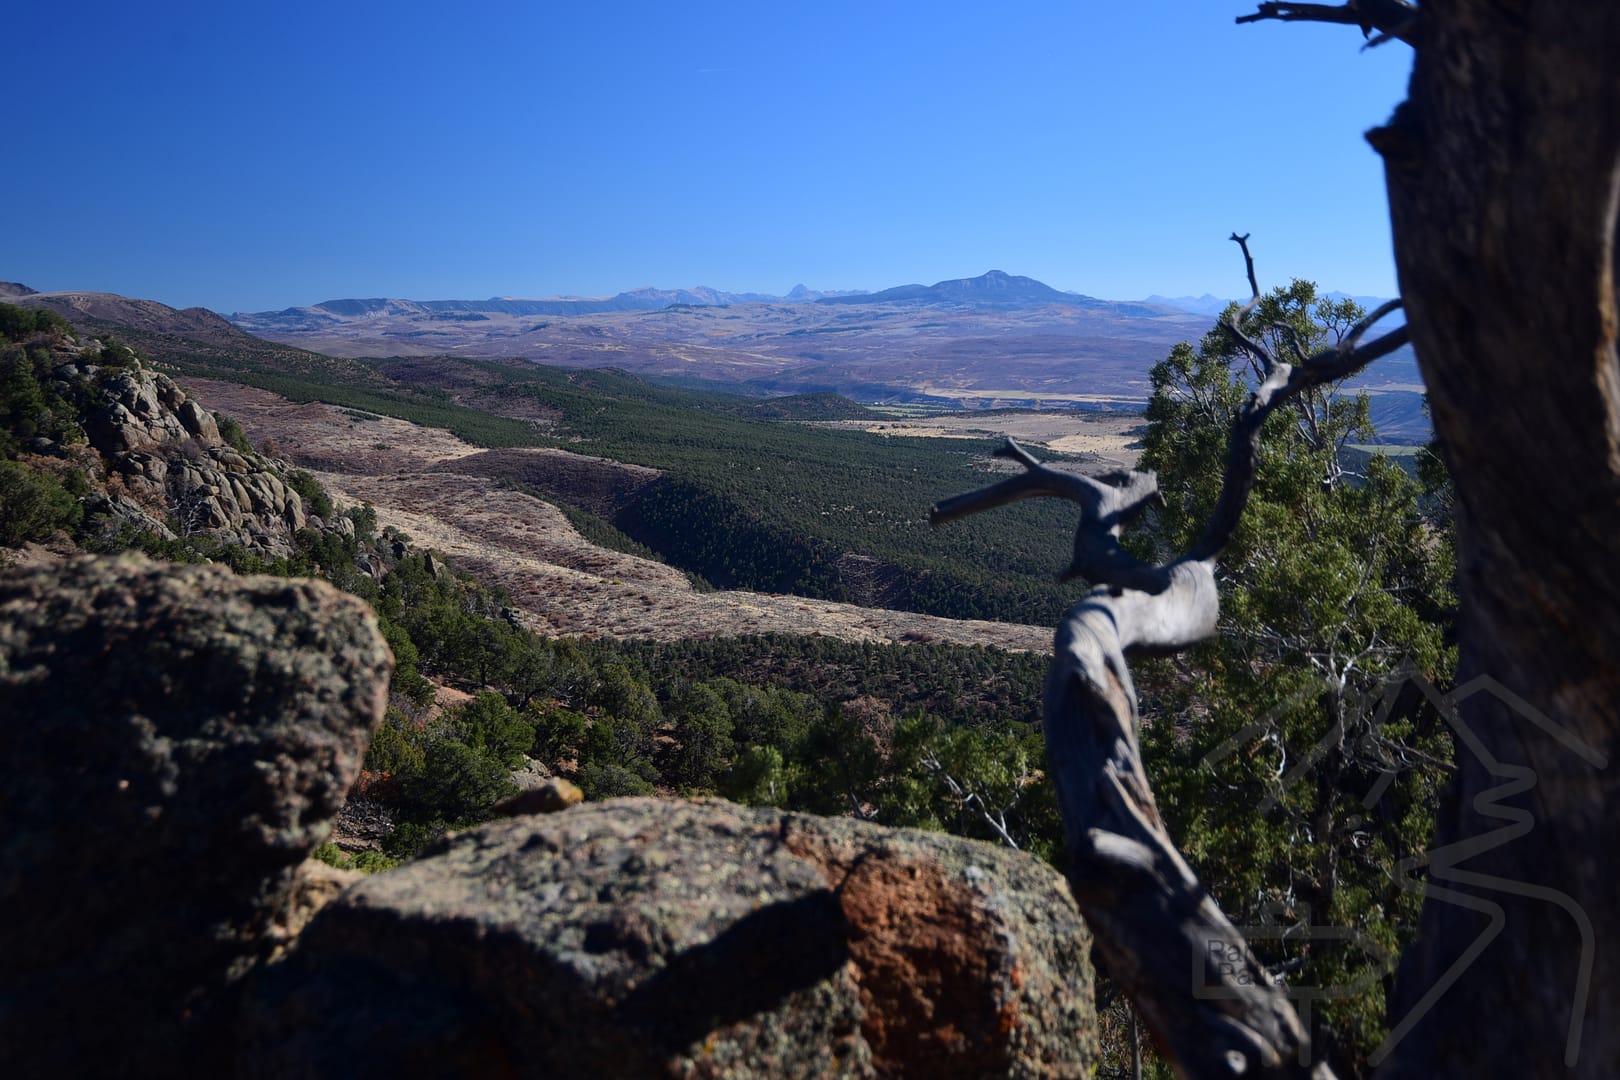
{"left": 1365, "top": 4, "right": 1620, "bottom": 1075}
{"left": 933, "top": 5, "right": 1620, "bottom": 1075}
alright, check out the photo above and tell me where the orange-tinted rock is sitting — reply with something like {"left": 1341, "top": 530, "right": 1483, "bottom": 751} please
{"left": 240, "top": 799, "right": 1095, "bottom": 1078}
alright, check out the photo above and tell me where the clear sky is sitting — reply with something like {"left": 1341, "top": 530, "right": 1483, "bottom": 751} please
{"left": 6, "top": 1, "right": 1413, "bottom": 313}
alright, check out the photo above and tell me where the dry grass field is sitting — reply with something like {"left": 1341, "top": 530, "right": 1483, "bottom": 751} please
{"left": 815, "top": 410, "right": 1144, "bottom": 471}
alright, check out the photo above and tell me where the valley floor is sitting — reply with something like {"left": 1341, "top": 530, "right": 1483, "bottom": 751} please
{"left": 184, "top": 379, "right": 1053, "bottom": 650}
{"left": 809, "top": 410, "right": 1144, "bottom": 468}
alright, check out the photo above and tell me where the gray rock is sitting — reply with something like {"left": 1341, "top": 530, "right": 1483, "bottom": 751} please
{"left": 202, "top": 492, "right": 230, "bottom": 529}
{"left": 137, "top": 452, "right": 169, "bottom": 484}
{"left": 82, "top": 491, "right": 177, "bottom": 541}
{"left": 240, "top": 799, "right": 1096, "bottom": 1078}
{"left": 509, "top": 753, "right": 555, "bottom": 791}
{"left": 0, "top": 555, "right": 393, "bottom": 1078}
{"left": 51, "top": 361, "right": 340, "bottom": 562}
{"left": 153, "top": 374, "right": 185, "bottom": 412}
{"left": 160, "top": 379, "right": 186, "bottom": 411}
{"left": 177, "top": 398, "right": 221, "bottom": 446}
{"left": 213, "top": 448, "right": 251, "bottom": 473}
{"left": 285, "top": 491, "right": 307, "bottom": 532}
{"left": 265, "top": 860, "right": 365, "bottom": 965}
{"left": 227, "top": 476, "right": 253, "bottom": 517}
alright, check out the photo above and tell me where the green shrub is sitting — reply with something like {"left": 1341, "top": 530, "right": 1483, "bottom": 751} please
{"left": 403, "top": 739, "right": 517, "bottom": 824}
{"left": 577, "top": 761, "right": 656, "bottom": 799}
{"left": 287, "top": 469, "right": 334, "bottom": 519}
{"left": 345, "top": 501, "right": 378, "bottom": 541}
{"left": 380, "top": 821, "right": 441, "bottom": 860}
{"left": 721, "top": 745, "right": 786, "bottom": 806}
{"left": 378, "top": 619, "right": 436, "bottom": 708}
{"left": 0, "top": 303, "right": 70, "bottom": 343}
{"left": 94, "top": 341, "right": 139, "bottom": 368}
{"left": 453, "top": 691, "right": 536, "bottom": 769}
{"left": 364, "top": 707, "right": 429, "bottom": 777}
{"left": 667, "top": 682, "right": 736, "bottom": 790}
{"left": 312, "top": 842, "right": 399, "bottom": 874}
{"left": 0, "top": 459, "right": 82, "bottom": 545}
{"left": 529, "top": 702, "right": 588, "bottom": 762}
{"left": 350, "top": 850, "right": 398, "bottom": 873}
{"left": 216, "top": 413, "right": 254, "bottom": 454}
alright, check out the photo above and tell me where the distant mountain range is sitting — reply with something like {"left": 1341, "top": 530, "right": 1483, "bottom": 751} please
{"left": 231, "top": 270, "right": 1199, "bottom": 328}
{"left": 3, "top": 272, "right": 1422, "bottom": 440}
{"left": 235, "top": 283, "right": 869, "bottom": 327}
{"left": 815, "top": 270, "right": 1180, "bottom": 317}
{"left": 231, "top": 271, "right": 1398, "bottom": 329}
{"left": 282, "top": 286, "right": 786, "bottom": 323}
{"left": 1143, "top": 294, "right": 1235, "bottom": 316}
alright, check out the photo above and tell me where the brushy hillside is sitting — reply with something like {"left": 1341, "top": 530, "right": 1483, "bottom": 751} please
{"left": 0, "top": 303, "right": 1070, "bottom": 866}
{"left": 364, "top": 356, "right": 1090, "bottom": 626}
{"left": 22, "top": 293, "right": 1101, "bottom": 626}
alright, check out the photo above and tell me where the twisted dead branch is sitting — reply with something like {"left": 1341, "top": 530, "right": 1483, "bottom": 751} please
{"left": 1235, "top": 2, "right": 1419, "bottom": 47}
{"left": 930, "top": 237, "right": 1404, "bottom": 1079}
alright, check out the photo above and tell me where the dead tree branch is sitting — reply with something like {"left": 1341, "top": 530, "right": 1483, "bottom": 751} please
{"left": 1235, "top": 2, "right": 1419, "bottom": 46}
{"left": 1193, "top": 235, "right": 1405, "bottom": 561}
{"left": 930, "top": 239, "right": 1404, "bottom": 1079}
{"left": 930, "top": 441, "right": 1168, "bottom": 593}
{"left": 918, "top": 748, "right": 1023, "bottom": 850}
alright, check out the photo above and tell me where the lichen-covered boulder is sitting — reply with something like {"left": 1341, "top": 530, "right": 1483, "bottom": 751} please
{"left": 241, "top": 799, "right": 1096, "bottom": 1078}
{"left": 0, "top": 554, "right": 392, "bottom": 1078}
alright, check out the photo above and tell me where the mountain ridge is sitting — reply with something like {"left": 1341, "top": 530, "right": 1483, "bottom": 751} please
{"left": 246, "top": 284, "right": 861, "bottom": 323}
{"left": 815, "top": 270, "right": 1176, "bottom": 316}
{"left": 237, "top": 270, "right": 1190, "bottom": 322}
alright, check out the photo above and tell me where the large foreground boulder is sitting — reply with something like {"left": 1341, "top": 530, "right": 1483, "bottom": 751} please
{"left": 241, "top": 799, "right": 1097, "bottom": 1078}
{"left": 0, "top": 554, "right": 392, "bottom": 1078}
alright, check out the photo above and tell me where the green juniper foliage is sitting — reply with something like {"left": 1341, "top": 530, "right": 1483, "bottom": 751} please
{"left": 1129, "top": 281, "right": 1456, "bottom": 1077}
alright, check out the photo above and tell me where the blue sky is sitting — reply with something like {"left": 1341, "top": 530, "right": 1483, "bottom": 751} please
{"left": 7, "top": 1, "right": 1412, "bottom": 313}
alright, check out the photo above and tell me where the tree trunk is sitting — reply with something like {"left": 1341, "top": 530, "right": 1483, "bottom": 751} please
{"left": 1372, "top": 3, "right": 1620, "bottom": 1074}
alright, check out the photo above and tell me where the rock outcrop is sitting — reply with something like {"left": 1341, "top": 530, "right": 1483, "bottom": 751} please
{"left": 0, "top": 555, "right": 393, "bottom": 1078}
{"left": 240, "top": 799, "right": 1096, "bottom": 1078}
{"left": 19, "top": 339, "right": 332, "bottom": 560}
{"left": 70, "top": 358, "right": 312, "bottom": 557}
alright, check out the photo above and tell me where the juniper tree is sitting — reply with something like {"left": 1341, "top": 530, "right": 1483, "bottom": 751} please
{"left": 1133, "top": 282, "right": 1455, "bottom": 1074}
